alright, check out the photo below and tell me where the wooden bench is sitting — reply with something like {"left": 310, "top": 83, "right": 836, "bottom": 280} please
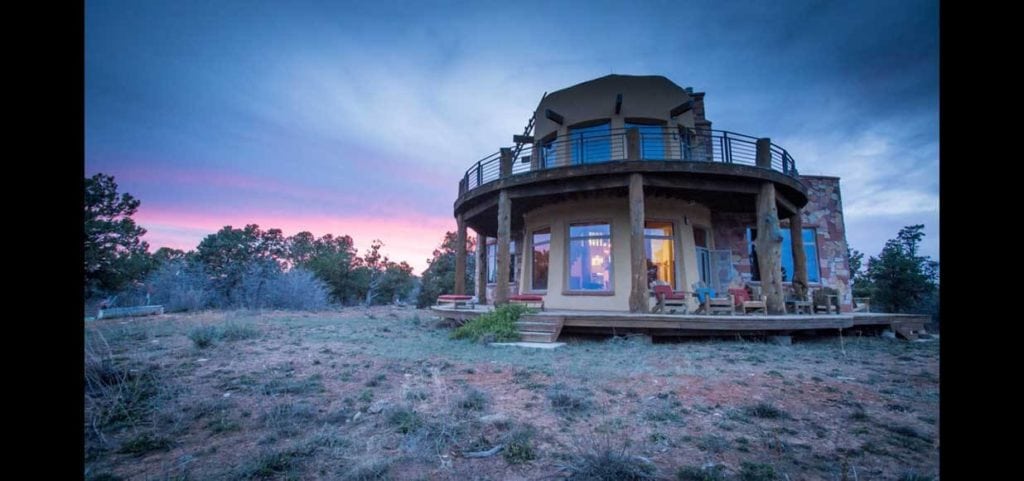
{"left": 436, "top": 294, "right": 475, "bottom": 310}
{"left": 509, "top": 294, "right": 544, "bottom": 311}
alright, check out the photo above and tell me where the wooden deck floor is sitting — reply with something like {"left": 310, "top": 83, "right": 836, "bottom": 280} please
{"left": 429, "top": 305, "right": 928, "bottom": 336}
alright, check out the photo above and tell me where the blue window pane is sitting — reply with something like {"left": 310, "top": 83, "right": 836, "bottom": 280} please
{"left": 568, "top": 238, "right": 612, "bottom": 291}
{"left": 780, "top": 229, "right": 794, "bottom": 282}
{"left": 542, "top": 140, "right": 557, "bottom": 167}
{"left": 570, "top": 223, "right": 611, "bottom": 238}
{"left": 804, "top": 229, "right": 820, "bottom": 283}
{"left": 626, "top": 123, "right": 665, "bottom": 160}
{"left": 569, "top": 123, "right": 611, "bottom": 164}
{"left": 747, "top": 227, "right": 820, "bottom": 283}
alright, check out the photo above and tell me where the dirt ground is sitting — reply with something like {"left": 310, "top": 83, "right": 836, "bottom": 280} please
{"left": 84, "top": 306, "right": 939, "bottom": 480}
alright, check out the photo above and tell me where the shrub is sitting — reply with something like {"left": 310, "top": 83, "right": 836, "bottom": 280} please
{"left": 84, "top": 338, "right": 160, "bottom": 430}
{"left": 147, "top": 260, "right": 212, "bottom": 312}
{"left": 744, "top": 402, "right": 789, "bottom": 419}
{"left": 118, "top": 432, "right": 171, "bottom": 455}
{"left": 503, "top": 424, "right": 537, "bottom": 464}
{"left": 738, "top": 462, "right": 777, "bottom": 481}
{"left": 677, "top": 465, "right": 726, "bottom": 481}
{"left": 385, "top": 405, "right": 423, "bottom": 434}
{"left": 262, "top": 268, "right": 331, "bottom": 310}
{"left": 546, "top": 383, "right": 593, "bottom": 417}
{"left": 188, "top": 325, "right": 220, "bottom": 348}
{"left": 563, "top": 447, "right": 657, "bottom": 480}
{"left": 220, "top": 321, "right": 261, "bottom": 341}
{"left": 451, "top": 304, "right": 529, "bottom": 342}
{"left": 458, "top": 387, "right": 489, "bottom": 411}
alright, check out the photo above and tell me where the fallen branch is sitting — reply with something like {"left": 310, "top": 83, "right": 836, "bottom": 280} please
{"left": 463, "top": 444, "right": 505, "bottom": 458}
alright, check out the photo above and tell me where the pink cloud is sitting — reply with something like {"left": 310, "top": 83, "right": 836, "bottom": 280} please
{"left": 137, "top": 206, "right": 457, "bottom": 274}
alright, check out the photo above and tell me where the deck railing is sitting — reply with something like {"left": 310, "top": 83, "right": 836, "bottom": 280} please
{"left": 459, "top": 128, "right": 798, "bottom": 195}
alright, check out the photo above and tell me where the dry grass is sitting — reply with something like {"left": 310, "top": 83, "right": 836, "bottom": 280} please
{"left": 84, "top": 306, "right": 940, "bottom": 480}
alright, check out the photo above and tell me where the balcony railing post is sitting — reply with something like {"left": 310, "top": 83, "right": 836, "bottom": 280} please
{"left": 756, "top": 138, "right": 772, "bottom": 169}
{"left": 499, "top": 148, "right": 513, "bottom": 178}
{"left": 626, "top": 127, "right": 640, "bottom": 161}
{"left": 476, "top": 160, "right": 482, "bottom": 187}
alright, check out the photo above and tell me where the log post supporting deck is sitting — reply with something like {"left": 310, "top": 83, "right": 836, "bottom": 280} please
{"left": 454, "top": 214, "right": 466, "bottom": 295}
{"left": 494, "top": 189, "right": 511, "bottom": 305}
{"left": 628, "top": 173, "right": 649, "bottom": 312}
{"left": 476, "top": 233, "right": 487, "bottom": 304}
{"left": 789, "top": 210, "right": 809, "bottom": 300}
{"left": 755, "top": 138, "right": 785, "bottom": 314}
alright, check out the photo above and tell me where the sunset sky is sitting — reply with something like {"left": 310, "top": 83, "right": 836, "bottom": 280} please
{"left": 85, "top": 0, "right": 938, "bottom": 274}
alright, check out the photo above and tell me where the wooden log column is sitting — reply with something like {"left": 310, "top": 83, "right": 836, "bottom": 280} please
{"left": 755, "top": 138, "right": 785, "bottom": 314}
{"left": 789, "top": 211, "right": 809, "bottom": 300}
{"left": 454, "top": 214, "right": 466, "bottom": 295}
{"left": 475, "top": 233, "right": 487, "bottom": 304}
{"left": 628, "top": 173, "right": 649, "bottom": 313}
{"left": 494, "top": 189, "right": 511, "bottom": 305}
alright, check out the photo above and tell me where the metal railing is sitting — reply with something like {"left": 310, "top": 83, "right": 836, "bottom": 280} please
{"left": 459, "top": 128, "right": 798, "bottom": 195}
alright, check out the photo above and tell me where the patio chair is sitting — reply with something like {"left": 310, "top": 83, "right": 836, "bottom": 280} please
{"left": 784, "top": 289, "right": 812, "bottom": 315}
{"left": 651, "top": 283, "right": 690, "bottom": 314}
{"left": 812, "top": 287, "right": 841, "bottom": 314}
{"left": 693, "top": 284, "right": 734, "bottom": 315}
{"left": 740, "top": 285, "right": 768, "bottom": 315}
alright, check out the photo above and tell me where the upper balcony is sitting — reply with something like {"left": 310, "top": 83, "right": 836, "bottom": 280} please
{"left": 458, "top": 127, "right": 801, "bottom": 198}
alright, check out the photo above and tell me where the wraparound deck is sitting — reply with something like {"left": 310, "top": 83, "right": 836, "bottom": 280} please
{"left": 430, "top": 305, "right": 929, "bottom": 341}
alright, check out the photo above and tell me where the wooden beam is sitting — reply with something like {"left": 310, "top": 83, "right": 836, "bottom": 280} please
{"left": 775, "top": 193, "right": 798, "bottom": 217}
{"left": 475, "top": 233, "right": 487, "bottom": 304}
{"left": 454, "top": 214, "right": 467, "bottom": 295}
{"left": 643, "top": 176, "right": 760, "bottom": 194}
{"left": 789, "top": 210, "right": 808, "bottom": 300}
{"left": 461, "top": 198, "right": 497, "bottom": 220}
{"left": 669, "top": 99, "right": 694, "bottom": 117}
{"left": 545, "top": 108, "right": 564, "bottom": 125}
{"left": 628, "top": 173, "right": 649, "bottom": 313}
{"left": 494, "top": 189, "right": 511, "bottom": 305}
{"left": 756, "top": 182, "right": 785, "bottom": 314}
{"left": 507, "top": 176, "right": 629, "bottom": 199}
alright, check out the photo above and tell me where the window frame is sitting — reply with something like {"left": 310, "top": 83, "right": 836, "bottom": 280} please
{"left": 643, "top": 219, "right": 676, "bottom": 289}
{"left": 563, "top": 219, "right": 615, "bottom": 296}
{"left": 485, "top": 237, "right": 517, "bottom": 285}
{"left": 528, "top": 226, "right": 551, "bottom": 293}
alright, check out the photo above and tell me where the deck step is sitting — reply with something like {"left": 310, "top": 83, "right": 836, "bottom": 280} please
{"left": 520, "top": 331, "right": 558, "bottom": 343}
{"left": 893, "top": 322, "right": 925, "bottom": 341}
{"left": 516, "top": 321, "right": 560, "bottom": 333}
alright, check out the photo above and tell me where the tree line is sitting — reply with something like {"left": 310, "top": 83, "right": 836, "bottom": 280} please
{"left": 85, "top": 173, "right": 441, "bottom": 312}
{"left": 848, "top": 224, "right": 939, "bottom": 321}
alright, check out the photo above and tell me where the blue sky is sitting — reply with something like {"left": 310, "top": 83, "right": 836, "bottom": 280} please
{"left": 86, "top": 0, "right": 939, "bottom": 272}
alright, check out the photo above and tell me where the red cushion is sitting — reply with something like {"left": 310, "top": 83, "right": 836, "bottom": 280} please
{"left": 509, "top": 295, "right": 543, "bottom": 301}
{"left": 438, "top": 295, "right": 473, "bottom": 300}
{"left": 663, "top": 292, "right": 688, "bottom": 300}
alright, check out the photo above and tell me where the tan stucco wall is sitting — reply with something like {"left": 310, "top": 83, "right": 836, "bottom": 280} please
{"left": 534, "top": 74, "right": 696, "bottom": 146}
{"left": 518, "top": 195, "right": 711, "bottom": 311}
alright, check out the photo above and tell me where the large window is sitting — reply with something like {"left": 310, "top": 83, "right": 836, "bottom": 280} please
{"left": 567, "top": 222, "right": 612, "bottom": 291}
{"left": 693, "top": 226, "right": 711, "bottom": 286}
{"left": 746, "top": 228, "right": 820, "bottom": 283}
{"left": 531, "top": 228, "right": 550, "bottom": 290}
{"left": 486, "top": 238, "right": 517, "bottom": 284}
{"left": 569, "top": 122, "right": 611, "bottom": 164}
{"left": 625, "top": 122, "right": 665, "bottom": 160}
{"left": 645, "top": 221, "right": 675, "bottom": 287}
